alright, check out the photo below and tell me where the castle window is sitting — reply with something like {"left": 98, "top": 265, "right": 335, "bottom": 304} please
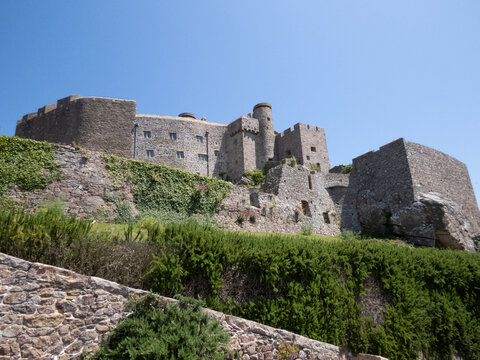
{"left": 306, "top": 155, "right": 310, "bottom": 161}
{"left": 301, "top": 200, "right": 311, "bottom": 217}
{"left": 144, "top": 131, "right": 151, "bottom": 139}
{"left": 214, "top": 150, "right": 219, "bottom": 156}
{"left": 308, "top": 175, "right": 312, "bottom": 190}
{"left": 311, "top": 147, "right": 316, "bottom": 152}
{"left": 196, "top": 136, "right": 203, "bottom": 143}
{"left": 323, "top": 211, "right": 331, "bottom": 224}
{"left": 198, "top": 153, "right": 208, "bottom": 161}
{"left": 170, "top": 133, "right": 177, "bottom": 140}
{"left": 146, "top": 150, "right": 154, "bottom": 158}
{"left": 176, "top": 151, "right": 184, "bottom": 159}
{"left": 286, "top": 150, "right": 292, "bottom": 156}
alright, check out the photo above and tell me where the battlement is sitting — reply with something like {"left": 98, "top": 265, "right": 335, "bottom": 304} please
{"left": 227, "top": 116, "right": 259, "bottom": 136}
{"left": 277, "top": 123, "right": 322, "bottom": 138}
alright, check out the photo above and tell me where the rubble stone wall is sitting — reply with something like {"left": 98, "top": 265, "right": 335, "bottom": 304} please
{"left": 0, "top": 252, "right": 387, "bottom": 360}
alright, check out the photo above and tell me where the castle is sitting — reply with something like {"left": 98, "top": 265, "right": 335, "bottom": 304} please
{"left": 14, "top": 95, "right": 480, "bottom": 251}
{"left": 15, "top": 95, "right": 329, "bottom": 181}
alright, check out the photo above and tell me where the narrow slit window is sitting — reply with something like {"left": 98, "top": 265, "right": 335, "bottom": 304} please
{"left": 308, "top": 175, "right": 312, "bottom": 190}
{"left": 176, "top": 151, "right": 184, "bottom": 159}
{"left": 169, "top": 133, "right": 177, "bottom": 140}
{"left": 146, "top": 150, "right": 154, "bottom": 158}
{"left": 144, "top": 131, "right": 151, "bottom": 139}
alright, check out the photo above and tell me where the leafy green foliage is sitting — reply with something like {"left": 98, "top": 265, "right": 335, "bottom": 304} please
{"left": 341, "top": 164, "right": 353, "bottom": 174}
{"left": 0, "top": 136, "right": 60, "bottom": 195}
{"left": 244, "top": 169, "right": 266, "bottom": 186}
{"left": 1, "top": 206, "right": 480, "bottom": 360}
{"left": 103, "top": 154, "right": 233, "bottom": 217}
{"left": 92, "top": 293, "right": 231, "bottom": 360}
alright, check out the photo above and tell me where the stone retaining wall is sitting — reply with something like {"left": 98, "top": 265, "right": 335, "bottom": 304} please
{"left": 0, "top": 253, "right": 387, "bottom": 360}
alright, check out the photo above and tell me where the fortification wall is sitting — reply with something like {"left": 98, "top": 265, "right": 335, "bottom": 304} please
{"left": 135, "top": 115, "right": 227, "bottom": 177}
{"left": 15, "top": 95, "right": 136, "bottom": 158}
{"left": 404, "top": 141, "right": 480, "bottom": 235}
{"left": 218, "top": 165, "right": 341, "bottom": 236}
{"left": 0, "top": 252, "right": 387, "bottom": 360}
{"left": 226, "top": 116, "right": 259, "bottom": 181}
{"left": 342, "top": 138, "right": 415, "bottom": 234}
{"left": 275, "top": 123, "right": 330, "bottom": 173}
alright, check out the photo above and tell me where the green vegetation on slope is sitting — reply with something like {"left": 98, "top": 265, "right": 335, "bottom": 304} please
{"left": 91, "top": 294, "right": 231, "bottom": 360}
{"left": 103, "top": 154, "right": 233, "bottom": 218}
{"left": 1, "top": 207, "right": 479, "bottom": 360}
{"left": 0, "top": 136, "right": 60, "bottom": 195}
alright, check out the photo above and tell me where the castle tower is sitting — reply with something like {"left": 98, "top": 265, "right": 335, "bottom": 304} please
{"left": 253, "top": 102, "right": 275, "bottom": 168}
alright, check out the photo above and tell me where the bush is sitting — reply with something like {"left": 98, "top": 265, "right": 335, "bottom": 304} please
{"left": 92, "top": 294, "right": 231, "bottom": 360}
{"left": 244, "top": 169, "right": 266, "bottom": 186}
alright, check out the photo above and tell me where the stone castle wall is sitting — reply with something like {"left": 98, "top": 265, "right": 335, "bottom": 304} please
{"left": 15, "top": 95, "right": 136, "bottom": 159}
{"left": 275, "top": 123, "right": 330, "bottom": 174}
{"left": 0, "top": 252, "right": 387, "bottom": 360}
{"left": 343, "top": 138, "right": 480, "bottom": 251}
{"left": 135, "top": 114, "right": 228, "bottom": 177}
{"left": 15, "top": 95, "right": 331, "bottom": 182}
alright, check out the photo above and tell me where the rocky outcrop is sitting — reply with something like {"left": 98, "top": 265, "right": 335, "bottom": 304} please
{"left": 0, "top": 252, "right": 387, "bottom": 360}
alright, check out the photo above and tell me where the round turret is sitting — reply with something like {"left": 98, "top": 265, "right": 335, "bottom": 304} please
{"left": 253, "top": 102, "right": 275, "bottom": 166}
{"left": 178, "top": 112, "right": 196, "bottom": 119}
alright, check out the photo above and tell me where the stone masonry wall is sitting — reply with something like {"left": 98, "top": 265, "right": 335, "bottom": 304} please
{"left": 404, "top": 140, "right": 480, "bottom": 236}
{"left": 0, "top": 252, "right": 387, "bottom": 360}
{"left": 15, "top": 95, "right": 136, "bottom": 159}
{"left": 135, "top": 114, "right": 228, "bottom": 177}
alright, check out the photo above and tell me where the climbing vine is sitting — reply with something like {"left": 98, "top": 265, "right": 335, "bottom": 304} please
{"left": 103, "top": 154, "right": 233, "bottom": 216}
{"left": 0, "top": 136, "right": 60, "bottom": 195}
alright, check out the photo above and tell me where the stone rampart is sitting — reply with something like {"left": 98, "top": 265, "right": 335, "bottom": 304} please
{"left": 15, "top": 95, "right": 136, "bottom": 158}
{"left": 0, "top": 252, "right": 387, "bottom": 360}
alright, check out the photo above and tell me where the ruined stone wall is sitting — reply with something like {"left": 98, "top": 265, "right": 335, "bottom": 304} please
{"left": 135, "top": 115, "right": 228, "bottom": 177}
{"left": 0, "top": 252, "right": 387, "bottom": 360}
{"left": 15, "top": 95, "right": 136, "bottom": 158}
{"left": 217, "top": 165, "right": 341, "bottom": 236}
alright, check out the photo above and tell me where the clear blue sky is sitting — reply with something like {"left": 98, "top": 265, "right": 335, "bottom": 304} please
{"left": 1, "top": 0, "right": 479, "bottom": 202}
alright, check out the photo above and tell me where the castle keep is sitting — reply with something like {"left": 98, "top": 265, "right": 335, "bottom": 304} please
{"left": 15, "top": 95, "right": 329, "bottom": 181}
{"left": 14, "top": 95, "right": 480, "bottom": 251}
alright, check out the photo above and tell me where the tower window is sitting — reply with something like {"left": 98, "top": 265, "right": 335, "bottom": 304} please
{"left": 311, "top": 147, "right": 316, "bottom": 152}
{"left": 196, "top": 136, "right": 203, "bottom": 143}
{"left": 170, "top": 133, "right": 177, "bottom": 140}
{"left": 286, "top": 150, "right": 292, "bottom": 156}
{"left": 306, "top": 155, "right": 310, "bottom": 161}
{"left": 198, "top": 154, "right": 208, "bottom": 161}
{"left": 144, "top": 131, "right": 151, "bottom": 138}
{"left": 176, "top": 151, "right": 184, "bottom": 159}
{"left": 214, "top": 150, "right": 219, "bottom": 156}
{"left": 146, "top": 150, "right": 154, "bottom": 158}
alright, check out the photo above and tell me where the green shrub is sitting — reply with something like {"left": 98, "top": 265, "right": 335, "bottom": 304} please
{"left": 244, "top": 169, "right": 266, "bottom": 186}
{"left": 0, "top": 136, "right": 60, "bottom": 195}
{"left": 341, "top": 164, "right": 353, "bottom": 174}
{"left": 92, "top": 294, "right": 231, "bottom": 360}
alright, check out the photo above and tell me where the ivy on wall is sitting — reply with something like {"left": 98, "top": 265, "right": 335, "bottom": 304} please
{"left": 103, "top": 154, "right": 233, "bottom": 216}
{"left": 0, "top": 136, "right": 60, "bottom": 195}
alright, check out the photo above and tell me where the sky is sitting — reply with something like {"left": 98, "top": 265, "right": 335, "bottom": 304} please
{"left": 0, "top": 0, "right": 479, "bottom": 202}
